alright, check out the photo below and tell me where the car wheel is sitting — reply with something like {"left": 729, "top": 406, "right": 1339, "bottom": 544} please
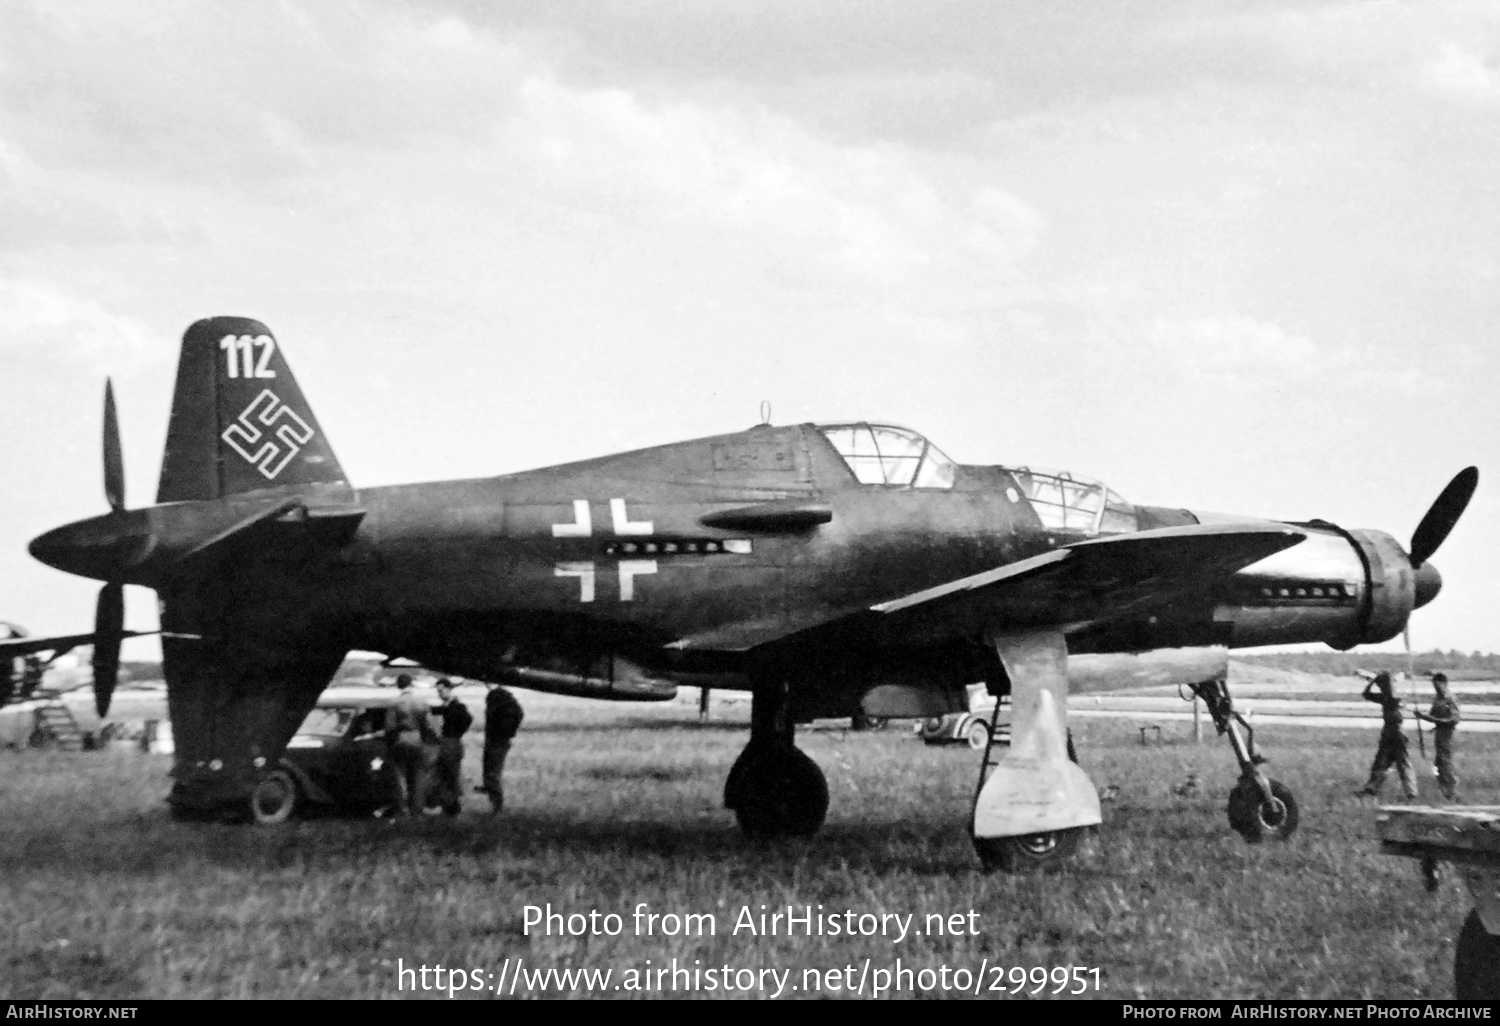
{"left": 967, "top": 718, "right": 991, "bottom": 750}
{"left": 250, "top": 769, "right": 298, "bottom": 824}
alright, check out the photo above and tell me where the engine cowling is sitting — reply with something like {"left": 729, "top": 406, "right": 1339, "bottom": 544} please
{"left": 1208, "top": 520, "right": 1417, "bottom": 651}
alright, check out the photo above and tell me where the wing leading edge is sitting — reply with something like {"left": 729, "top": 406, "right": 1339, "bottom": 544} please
{"left": 672, "top": 521, "right": 1305, "bottom": 654}
{"left": 870, "top": 521, "right": 1306, "bottom": 639}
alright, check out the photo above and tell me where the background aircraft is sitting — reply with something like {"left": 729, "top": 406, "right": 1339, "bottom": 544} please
{"left": 0, "top": 621, "right": 139, "bottom": 706}
{"left": 26, "top": 317, "right": 1477, "bottom": 870}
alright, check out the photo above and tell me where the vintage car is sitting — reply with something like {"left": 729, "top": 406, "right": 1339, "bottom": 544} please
{"left": 916, "top": 687, "right": 1011, "bottom": 749}
{"left": 249, "top": 688, "right": 407, "bottom": 823}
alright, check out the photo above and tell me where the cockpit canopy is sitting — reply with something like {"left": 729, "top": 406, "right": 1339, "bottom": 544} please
{"left": 817, "top": 424, "right": 957, "bottom": 489}
{"left": 1000, "top": 466, "right": 1137, "bottom": 535}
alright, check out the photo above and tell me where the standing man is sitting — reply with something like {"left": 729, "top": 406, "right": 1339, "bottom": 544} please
{"left": 1357, "top": 671, "right": 1419, "bottom": 800}
{"left": 389, "top": 673, "right": 439, "bottom": 816}
{"left": 1416, "top": 672, "right": 1462, "bottom": 801}
{"left": 479, "top": 682, "right": 524, "bottom": 814}
{"left": 431, "top": 678, "right": 474, "bottom": 815}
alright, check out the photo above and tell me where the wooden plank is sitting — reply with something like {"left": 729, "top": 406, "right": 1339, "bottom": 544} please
{"left": 1377, "top": 806, "right": 1500, "bottom": 863}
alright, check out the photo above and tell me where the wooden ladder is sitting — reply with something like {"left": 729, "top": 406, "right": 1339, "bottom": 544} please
{"left": 33, "top": 699, "right": 86, "bottom": 750}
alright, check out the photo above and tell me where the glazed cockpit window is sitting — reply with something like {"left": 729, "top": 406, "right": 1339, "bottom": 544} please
{"left": 1003, "top": 467, "right": 1134, "bottom": 535}
{"left": 818, "top": 423, "right": 957, "bottom": 489}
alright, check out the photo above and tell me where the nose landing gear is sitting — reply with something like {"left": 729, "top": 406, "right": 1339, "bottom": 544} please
{"left": 1187, "top": 677, "right": 1299, "bottom": 843}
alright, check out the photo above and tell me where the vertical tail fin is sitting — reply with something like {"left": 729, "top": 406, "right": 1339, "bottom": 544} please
{"left": 156, "top": 317, "right": 349, "bottom": 502}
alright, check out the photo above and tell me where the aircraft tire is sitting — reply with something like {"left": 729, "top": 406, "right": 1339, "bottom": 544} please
{"left": 1456, "top": 909, "right": 1500, "bottom": 999}
{"left": 250, "top": 769, "right": 298, "bottom": 825}
{"left": 1226, "top": 777, "right": 1298, "bottom": 843}
{"left": 974, "top": 828, "right": 1082, "bottom": 873}
{"left": 729, "top": 744, "right": 829, "bottom": 837}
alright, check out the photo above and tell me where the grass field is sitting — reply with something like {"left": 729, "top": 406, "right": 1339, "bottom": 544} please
{"left": 1, "top": 694, "right": 1491, "bottom": 1000}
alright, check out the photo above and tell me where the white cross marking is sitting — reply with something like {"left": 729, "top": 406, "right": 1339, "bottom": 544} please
{"left": 610, "top": 498, "right": 653, "bottom": 535}
{"left": 617, "top": 560, "right": 657, "bottom": 601}
{"left": 552, "top": 500, "right": 592, "bottom": 537}
{"left": 555, "top": 562, "right": 596, "bottom": 602}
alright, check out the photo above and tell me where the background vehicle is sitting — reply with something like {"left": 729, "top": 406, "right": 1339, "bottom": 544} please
{"left": 250, "top": 688, "right": 404, "bottom": 823}
{"left": 918, "top": 686, "right": 1011, "bottom": 749}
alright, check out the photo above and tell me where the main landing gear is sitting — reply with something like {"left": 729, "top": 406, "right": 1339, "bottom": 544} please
{"left": 1186, "top": 678, "right": 1299, "bottom": 843}
{"left": 971, "top": 631, "right": 1101, "bottom": 873}
{"left": 724, "top": 677, "right": 829, "bottom": 837}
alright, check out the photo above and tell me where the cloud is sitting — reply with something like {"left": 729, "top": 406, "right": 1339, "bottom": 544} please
{"left": 1426, "top": 43, "right": 1500, "bottom": 102}
{"left": 1149, "top": 316, "right": 1322, "bottom": 375}
{"left": 506, "top": 75, "right": 1044, "bottom": 298}
{"left": 0, "top": 278, "right": 157, "bottom": 369}
{"left": 0, "top": 4, "right": 529, "bottom": 186}
{"left": 1142, "top": 314, "right": 1447, "bottom": 395}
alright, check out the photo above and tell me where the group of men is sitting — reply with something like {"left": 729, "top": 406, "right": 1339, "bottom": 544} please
{"left": 1357, "top": 670, "right": 1462, "bottom": 802}
{"left": 386, "top": 674, "right": 525, "bottom": 817}
{"left": 374, "top": 665, "right": 1462, "bottom": 815}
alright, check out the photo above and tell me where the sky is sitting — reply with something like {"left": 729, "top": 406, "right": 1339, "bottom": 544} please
{"left": 1, "top": 0, "right": 1496, "bottom": 656}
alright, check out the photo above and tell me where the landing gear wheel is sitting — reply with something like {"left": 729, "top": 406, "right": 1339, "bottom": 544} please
{"left": 250, "top": 769, "right": 297, "bottom": 824}
{"left": 726, "top": 744, "right": 829, "bottom": 837}
{"left": 1226, "top": 777, "right": 1298, "bottom": 843}
{"left": 1456, "top": 909, "right": 1500, "bottom": 999}
{"left": 966, "top": 719, "right": 991, "bottom": 750}
{"left": 974, "top": 828, "right": 1082, "bottom": 873}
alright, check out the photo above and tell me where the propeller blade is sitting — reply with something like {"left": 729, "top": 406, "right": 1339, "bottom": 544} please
{"left": 1410, "top": 466, "right": 1478, "bottom": 567}
{"left": 92, "top": 582, "right": 123, "bottom": 718}
{"left": 103, "top": 379, "right": 124, "bottom": 514}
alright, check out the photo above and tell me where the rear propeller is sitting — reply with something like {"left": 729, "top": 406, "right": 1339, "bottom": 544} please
{"left": 93, "top": 379, "right": 126, "bottom": 717}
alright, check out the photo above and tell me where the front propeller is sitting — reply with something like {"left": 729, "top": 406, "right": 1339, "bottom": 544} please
{"left": 1409, "top": 466, "right": 1478, "bottom": 612}
{"left": 1411, "top": 466, "right": 1479, "bottom": 569}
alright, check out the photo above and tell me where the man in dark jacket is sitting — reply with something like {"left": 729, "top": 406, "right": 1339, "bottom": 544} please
{"left": 479, "top": 683, "right": 524, "bottom": 814}
{"left": 431, "top": 679, "right": 474, "bottom": 814}
{"left": 1357, "top": 671, "right": 1418, "bottom": 800}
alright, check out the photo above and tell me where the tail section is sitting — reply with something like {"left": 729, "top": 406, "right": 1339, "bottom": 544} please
{"left": 157, "top": 317, "right": 348, "bottom": 502}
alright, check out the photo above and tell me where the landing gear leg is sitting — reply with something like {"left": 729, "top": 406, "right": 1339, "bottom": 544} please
{"left": 724, "top": 675, "right": 829, "bottom": 837}
{"left": 1187, "top": 678, "right": 1298, "bottom": 843}
{"left": 971, "top": 630, "right": 1100, "bottom": 872}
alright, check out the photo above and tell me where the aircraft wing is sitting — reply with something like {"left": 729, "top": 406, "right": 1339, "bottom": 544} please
{"left": 0, "top": 632, "right": 101, "bottom": 660}
{"left": 674, "top": 522, "right": 1304, "bottom": 654}
{"left": 866, "top": 521, "right": 1305, "bottom": 640}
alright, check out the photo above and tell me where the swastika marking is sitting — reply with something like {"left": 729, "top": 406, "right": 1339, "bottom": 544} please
{"left": 221, "top": 389, "right": 315, "bottom": 480}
